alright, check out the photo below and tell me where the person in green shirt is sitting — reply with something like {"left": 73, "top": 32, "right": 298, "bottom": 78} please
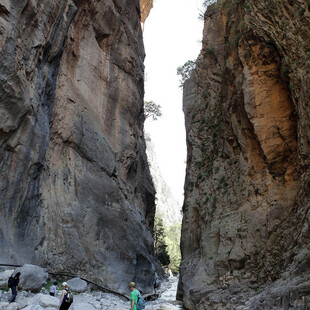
{"left": 129, "top": 282, "right": 139, "bottom": 310}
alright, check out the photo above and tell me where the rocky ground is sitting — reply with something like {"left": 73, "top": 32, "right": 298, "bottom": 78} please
{"left": 0, "top": 271, "right": 182, "bottom": 310}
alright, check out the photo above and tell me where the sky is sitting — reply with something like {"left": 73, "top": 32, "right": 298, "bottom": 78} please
{"left": 143, "top": 0, "right": 204, "bottom": 204}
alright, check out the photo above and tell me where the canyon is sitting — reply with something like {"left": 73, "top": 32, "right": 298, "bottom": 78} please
{"left": 178, "top": 0, "right": 310, "bottom": 309}
{"left": 1, "top": 0, "right": 310, "bottom": 309}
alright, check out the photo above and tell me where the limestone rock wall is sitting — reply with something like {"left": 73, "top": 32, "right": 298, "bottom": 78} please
{"left": 0, "top": 0, "right": 156, "bottom": 294}
{"left": 179, "top": 0, "right": 310, "bottom": 309}
{"left": 140, "top": 0, "right": 153, "bottom": 24}
{"left": 145, "top": 133, "right": 182, "bottom": 226}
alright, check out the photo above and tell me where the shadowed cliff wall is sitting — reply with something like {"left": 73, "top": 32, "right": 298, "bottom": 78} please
{"left": 0, "top": 0, "right": 156, "bottom": 294}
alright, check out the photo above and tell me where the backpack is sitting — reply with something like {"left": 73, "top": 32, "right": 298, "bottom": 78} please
{"left": 155, "top": 279, "right": 160, "bottom": 287}
{"left": 8, "top": 276, "right": 14, "bottom": 288}
{"left": 65, "top": 289, "right": 74, "bottom": 304}
{"left": 134, "top": 290, "right": 146, "bottom": 310}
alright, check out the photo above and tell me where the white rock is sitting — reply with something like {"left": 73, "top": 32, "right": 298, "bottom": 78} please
{"left": 67, "top": 278, "right": 88, "bottom": 293}
{"left": 0, "top": 269, "right": 14, "bottom": 289}
{"left": 72, "top": 302, "right": 96, "bottom": 310}
{"left": 14, "top": 265, "right": 48, "bottom": 293}
{"left": 23, "top": 306, "right": 45, "bottom": 310}
{"left": 39, "top": 294, "right": 59, "bottom": 308}
{"left": 5, "top": 303, "right": 18, "bottom": 310}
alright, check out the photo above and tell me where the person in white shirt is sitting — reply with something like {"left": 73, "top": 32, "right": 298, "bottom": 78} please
{"left": 50, "top": 281, "right": 57, "bottom": 296}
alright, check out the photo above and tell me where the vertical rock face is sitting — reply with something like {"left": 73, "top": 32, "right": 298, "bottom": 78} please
{"left": 140, "top": 0, "right": 153, "bottom": 23}
{"left": 0, "top": 0, "right": 156, "bottom": 294}
{"left": 179, "top": 0, "right": 310, "bottom": 309}
{"left": 145, "top": 133, "right": 182, "bottom": 226}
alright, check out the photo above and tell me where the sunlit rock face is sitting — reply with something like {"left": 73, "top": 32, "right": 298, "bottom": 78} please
{"left": 0, "top": 0, "right": 156, "bottom": 294}
{"left": 140, "top": 0, "right": 153, "bottom": 23}
{"left": 179, "top": 1, "right": 310, "bottom": 309}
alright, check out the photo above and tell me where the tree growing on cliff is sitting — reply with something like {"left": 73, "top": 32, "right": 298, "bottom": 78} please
{"left": 165, "top": 222, "right": 182, "bottom": 273}
{"left": 199, "top": 0, "right": 217, "bottom": 20}
{"left": 154, "top": 214, "right": 170, "bottom": 266}
{"left": 144, "top": 101, "right": 162, "bottom": 120}
{"left": 177, "top": 60, "right": 196, "bottom": 87}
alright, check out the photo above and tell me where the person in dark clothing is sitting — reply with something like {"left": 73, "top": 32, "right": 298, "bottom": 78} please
{"left": 9, "top": 272, "right": 21, "bottom": 303}
{"left": 58, "top": 282, "right": 72, "bottom": 310}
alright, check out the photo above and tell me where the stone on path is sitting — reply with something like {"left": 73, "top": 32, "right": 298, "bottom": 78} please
{"left": 15, "top": 264, "right": 48, "bottom": 293}
{"left": 0, "top": 269, "right": 14, "bottom": 289}
{"left": 72, "top": 302, "right": 96, "bottom": 310}
{"left": 67, "top": 278, "right": 88, "bottom": 293}
{"left": 23, "top": 305, "right": 45, "bottom": 310}
{"left": 38, "top": 294, "right": 59, "bottom": 308}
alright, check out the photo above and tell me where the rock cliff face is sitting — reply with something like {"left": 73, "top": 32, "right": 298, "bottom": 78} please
{"left": 145, "top": 133, "right": 182, "bottom": 226}
{"left": 140, "top": 0, "right": 153, "bottom": 24}
{"left": 179, "top": 0, "right": 310, "bottom": 309}
{"left": 0, "top": 0, "right": 156, "bottom": 294}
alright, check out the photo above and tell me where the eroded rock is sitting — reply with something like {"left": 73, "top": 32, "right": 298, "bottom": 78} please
{"left": 0, "top": 0, "right": 156, "bottom": 295}
{"left": 67, "top": 278, "right": 87, "bottom": 293}
{"left": 15, "top": 265, "right": 48, "bottom": 293}
{"left": 179, "top": 0, "right": 310, "bottom": 309}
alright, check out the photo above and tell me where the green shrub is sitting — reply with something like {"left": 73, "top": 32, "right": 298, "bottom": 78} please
{"left": 203, "top": 46, "right": 216, "bottom": 58}
{"left": 299, "top": 7, "right": 306, "bottom": 16}
{"left": 281, "top": 65, "right": 290, "bottom": 80}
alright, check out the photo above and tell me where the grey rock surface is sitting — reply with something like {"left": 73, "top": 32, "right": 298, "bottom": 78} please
{"left": 179, "top": 0, "right": 310, "bottom": 309}
{"left": 71, "top": 303, "right": 96, "bottom": 310}
{"left": 38, "top": 295, "right": 59, "bottom": 308}
{"left": 0, "top": 0, "right": 156, "bottom": 295}
{"left": 0, "top": 269, "right": 14, "bottom": 289}
{"left": 67, "top": 278, "right": 87, "bottom": 293}
{"left": 145, "top": 133, "right": 182, "bottom": 226}
{"left": 15, "top": 265, "right": 48, "bottom": 293}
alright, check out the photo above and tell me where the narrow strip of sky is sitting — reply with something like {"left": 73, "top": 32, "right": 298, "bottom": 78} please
{"left": 143, "top": 0, "right": 204, "bottom": 203}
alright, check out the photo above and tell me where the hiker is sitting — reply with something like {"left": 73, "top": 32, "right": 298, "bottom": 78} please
{"left": 154, "top": 278, "right": 161, "bottom": 294}
{"left": 58, "top": 282, "right": 73, "bottom": 310}
{"left": 8, "top": 272, "right": 21, "bottom": 303}
{"left": 50, "top": 281, "right": 57, "bottom": 296}
{"left": 129, "top": 282, "right": 145, "bottom": 310}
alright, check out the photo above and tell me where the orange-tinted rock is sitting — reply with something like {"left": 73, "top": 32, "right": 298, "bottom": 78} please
{"left": 140, "top": 0, "right": 153, "bottom": 23}
{"left": 179, "top": 1, "right": 310, "bottom": 309}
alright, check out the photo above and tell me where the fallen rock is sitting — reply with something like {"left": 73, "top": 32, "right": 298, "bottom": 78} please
{"left": 5, "top": 303, "right": 19, "bottom": 310}
{"left": 23, "top": 306, "right": 45, "bottom": 310}
{"left": 14, "top": 265, "right": 48, "bottom": 293}
{"left": 72, "top": 303, "right": 96, "bottom": 310}
{"left": 67, "top": 278, "right": 87, "bottom": 293}
{"left": 0, "top": 269, "right": 14, "bottom": 289}
{"left": 38, "top": 294, "right": 59, "bottom": 308}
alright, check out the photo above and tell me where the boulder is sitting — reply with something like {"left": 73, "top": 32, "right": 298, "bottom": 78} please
{"left": 23, "top": 306, "right": 44, "bottom": 310}
{"left": 6, "top": 303, "right": 19, "bottom": 310}
{"left": 67, "top": 278, "right": 88, "bottom": 293}
{"left": 39, "top": 294, "right": 59, "bottom": 308}
{"left": 72, "top": 303, "right": 96, "bottom": 310}
{"left": 0, "top": 269, "right": 14, "bottom": 289}
{"left": 14, "top": 264, "right": 48, "bottom": 293}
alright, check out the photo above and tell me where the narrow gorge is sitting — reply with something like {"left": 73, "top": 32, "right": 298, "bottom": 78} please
{"left": 1, "top": 0, "right": 310, "bottom": 309}
{"left": 178, "top": 0, "right": 310, "bottom": 309}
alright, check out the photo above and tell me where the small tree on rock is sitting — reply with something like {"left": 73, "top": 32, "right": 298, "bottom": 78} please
{"left": 177, "top": 60, "right": 196, "bottom": 87}
{"left": 154, "top": 214, "right": 171, "bottom": 266}
{"left": 144, "top": 101, "right": 162, "bottom": 120}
